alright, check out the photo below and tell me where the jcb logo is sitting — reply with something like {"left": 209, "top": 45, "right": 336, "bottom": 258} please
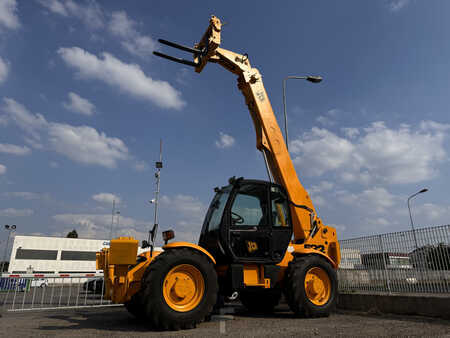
{"left": 246, "top": 241, "right": 258, "bottom": 253}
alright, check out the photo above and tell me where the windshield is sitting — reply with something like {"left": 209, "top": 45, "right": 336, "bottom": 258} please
{"left": 203, "top": 188, "right": 230, "bottom": 232}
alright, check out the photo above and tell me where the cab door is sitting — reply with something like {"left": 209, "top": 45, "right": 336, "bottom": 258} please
{"left": 228, "top": 182, "right": 272, "bottom": 262}
{"left": 269, "top": 185, "right": 293, "bottom": 262}
{"left": 227, "top": 182, "right": 293, "bottom": 264}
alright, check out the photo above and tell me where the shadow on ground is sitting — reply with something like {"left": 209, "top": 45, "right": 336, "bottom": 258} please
{"left": 37, "top": 307, "right": 157, "bottom": 333}
{"left": 33, "top": 303, "right": 450, "bottom": 334}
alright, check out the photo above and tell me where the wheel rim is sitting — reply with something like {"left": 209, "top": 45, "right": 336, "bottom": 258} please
{"left": 163, "top": 264, "right": 205, "bottom": 312}
{"left": 304, "top": 267, "right": 331, "bottom": 306}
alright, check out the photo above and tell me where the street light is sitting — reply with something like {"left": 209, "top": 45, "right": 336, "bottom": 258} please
{"left": 282, "top": 75, "right": 323, "bottom": 150}
{"left": 407, "top": 188, "right": 428, "bottom": 250}
{"left": 1, "top": 224, "right": 17, "bottom": 273}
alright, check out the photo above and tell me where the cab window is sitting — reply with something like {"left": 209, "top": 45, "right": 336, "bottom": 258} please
{"left": 206, "top": 189, "right": 230, "bottom": 231}
{"left": 231, "top": 184, "right": 268, "bottom": 226}
{"left": 270, "top": 186, "right": 290, "bottom": 227}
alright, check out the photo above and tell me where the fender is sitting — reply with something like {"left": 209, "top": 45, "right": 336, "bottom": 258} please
{"left": 163, "top": 241, "right": 216, "bottom": 265}
{"left": 288, "top": 244, "right": 339, "bottom": 269}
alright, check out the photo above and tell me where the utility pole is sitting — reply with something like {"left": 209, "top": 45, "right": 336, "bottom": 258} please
{"left": 109, "top": 199, "right": 116, "bottom": 241}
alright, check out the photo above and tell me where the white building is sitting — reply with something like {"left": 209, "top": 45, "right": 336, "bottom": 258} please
{"left": 8, "top": 235, "right": 109, "bottom": 274}
{"left": 8, "top": 235, "right": 158, "bottom": 274}
{"left": 339, "top": 248, "right": 362, "bottom": 269}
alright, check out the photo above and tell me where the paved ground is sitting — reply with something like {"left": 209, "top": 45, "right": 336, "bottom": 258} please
{"left": 1, "top": 304, "right": 449, "bottom": 337}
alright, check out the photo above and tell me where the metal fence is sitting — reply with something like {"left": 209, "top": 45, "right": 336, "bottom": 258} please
{"left": 0, "top": 273, "right": 118, "bottom": 311}
{"left": 338, "top": 224, "right": 450, "bottom": 294}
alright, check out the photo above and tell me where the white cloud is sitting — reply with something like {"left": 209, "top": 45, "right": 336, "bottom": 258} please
{"left": 49, "top": 161, "right": 59, "bottom": 168}
{"left": 0, "top": 0, "right": 20, "bottom": 31}
{"left": 38, "top": 2, "right": 156, "bottom": 58}
{"left": 309, "top": 181, "right": 334, "bottom": 194}
{"left": 63, "top": 92, "right": 95, "bottom": 116}
{"left": 420, "top": 120, "right": 450, "bottom": 132}
{"left": 327, "top": 223, "right": 347, "bottom": 233}
{"left": 0, "top": 164, "right": 5, "bottom": 174}
{"left": 58, "top": 47, "right": 185, "bottom": 110}
{"left": 0, "top": 56, "right": 9, "bottom": 83}
{"left": 65, "top": 0, "right": 104, "bottom": 29}
{"left": 316, "top": 109, "right": 340, "bottom": 127}
{"left": 0, "top": 208, "right": 34, "bottom": 217}
{"left": 176, "top": 68, "right": 190, "bottom": 86}
{"left": 48, "top": 123, "right": 128, "bottom": 168}
{"left": 24, "top": 137, "right": 44, "bottom": 149}
{"left": 415, "top": 203, "right": 450, "bottom": 223}
{"left": 0, "top": 114, "right": 8, "bottom": 126}
{"left": 108, "top": 11, "right": 157, "bottom": 58}
{"left": 338, "top": 187, "right": 398, "bottom": 214}
{"left": 53, "top": 213, "right": 150, "bottom": 239}
{"left": 92, "top": 193, "right": 120, "bottom": 204}
{"left": 0, "top": 143, "right": 31, "bottom": 155}
{"left": 38, "top": 0, "right": 104, "bottom": 29}
{"left": 290, "top": 121, "right": 449, "bottom": 184}
{"left": 2, "top": 97, "right": 129, "bottom": 168}
{"left": 316, "top": 115, "right": 335, "bottom": 127}
{"left": 133, "top": 160, "right": 149, "bottom": 172}
{"left": 341, "top": 127, "right": 360, "bottom": 139}
{"left": 388, "top": 0, "right": 410, "bottom": 12}
{"left": 308, "top": 181, "right": 334, "bottom": 206}
{"left": 2, "top": 191, "right": 47, "bottom": 200}
{"left": 1, "top": 97, "right": 47, "bottom": 140}
{"left": 215, "top": 132, "right": 235, "bottom": 149}
{"left": 37, "top": 0, "right": 68, "bottom": 16}
{"left": 161, "top": 194, "right": 207, "bottom": 241}
{"left": 290, "top": 127, "right": 355, "bottom": 176}
{"left": 166, "top": 194, "right": 206, "bottom": 218}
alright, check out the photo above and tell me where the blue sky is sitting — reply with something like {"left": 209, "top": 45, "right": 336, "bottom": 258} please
{"left": 1, "top": 0, "right": 450, "bottom": 252}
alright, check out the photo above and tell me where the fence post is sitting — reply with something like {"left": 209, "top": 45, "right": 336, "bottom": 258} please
{"left": 378, "top": 234, "right": 392, "bottom": 294}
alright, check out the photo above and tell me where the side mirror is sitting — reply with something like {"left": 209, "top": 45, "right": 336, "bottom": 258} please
{"left": 162, "top": 230, "right": 175, "bottom": 244}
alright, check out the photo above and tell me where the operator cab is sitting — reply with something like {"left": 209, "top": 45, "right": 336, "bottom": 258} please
{"left": 198, "top": 177, "right": 293, "bottom": 265}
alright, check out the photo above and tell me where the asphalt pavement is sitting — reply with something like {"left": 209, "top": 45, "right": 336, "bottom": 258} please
{"left": 1, "top": 303, "right": 449, "bottom": 337}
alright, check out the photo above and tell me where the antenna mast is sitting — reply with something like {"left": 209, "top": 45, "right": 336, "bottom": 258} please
{"left": 149, "top": 139, "right": 163, "bottom": 255}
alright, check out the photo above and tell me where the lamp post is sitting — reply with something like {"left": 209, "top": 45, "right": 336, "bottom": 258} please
{"left": 407, "top": 188, "right": 428, "bottom": 250}
{"left": 115, "top": 211, "right": 120, "bottom": 233}
{"left": 1, "top": 224, "right": 16, "bottom": 273}
{"left": 282, "top": 75, "right": 323, "bottom": 150}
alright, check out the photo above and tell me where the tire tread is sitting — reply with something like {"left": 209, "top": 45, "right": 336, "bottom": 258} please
{"left": 141, "top": 248, "right": 218, "bottom": 330}
{"left": 285, "top": 255, "right": 337, "bottom": 318}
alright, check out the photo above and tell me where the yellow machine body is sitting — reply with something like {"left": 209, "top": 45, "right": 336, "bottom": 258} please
{"left": 97, "top": 15, "right": 340, "bottom": 309}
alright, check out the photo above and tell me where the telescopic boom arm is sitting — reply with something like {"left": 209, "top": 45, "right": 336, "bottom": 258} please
{"left": 153, "top": 15, "right": 335, "bottom": 247}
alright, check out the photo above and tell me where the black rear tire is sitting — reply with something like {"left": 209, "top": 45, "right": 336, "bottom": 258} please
{"left": 285, "top": 255, "right": 337, "bottom": 318}
{"left": 141, "top": 248, "right": 218, "bottom": 330}
{"left": 240, "top": 289, "right": 281, "bottom": 313}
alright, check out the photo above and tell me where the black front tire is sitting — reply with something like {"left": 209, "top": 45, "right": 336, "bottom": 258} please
{"left": 285, "top": 255, "right": 338, "bottom": 318}
{"left": 141, "top": 248, "right": 218, "bottom": 330}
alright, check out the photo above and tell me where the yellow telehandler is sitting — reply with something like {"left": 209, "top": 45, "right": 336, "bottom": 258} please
{"left": 96, "top": 15, "right": 340, "bottom": 330}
